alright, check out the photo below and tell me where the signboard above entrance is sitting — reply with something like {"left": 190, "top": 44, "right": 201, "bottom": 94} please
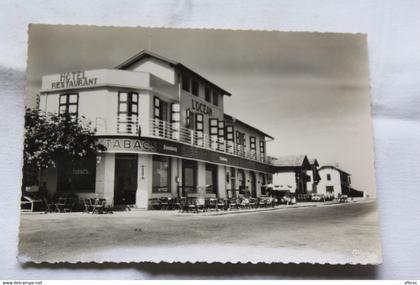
{"left": 97, "top": 136, "right": 275, "bottom": 173}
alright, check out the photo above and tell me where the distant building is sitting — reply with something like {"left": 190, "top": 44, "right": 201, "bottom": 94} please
{"left": 317, "top": 165, "right": 351, "bottom": 198}
{"left": 270, "top": 155, "right": 320, "bottom": 199}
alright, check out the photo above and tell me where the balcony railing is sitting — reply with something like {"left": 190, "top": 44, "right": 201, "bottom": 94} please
{"left": 147, "top": 119, "right": 268, "bottom": 163}
{"left": 97, "top": 117, "right": 269, "bottom": 164}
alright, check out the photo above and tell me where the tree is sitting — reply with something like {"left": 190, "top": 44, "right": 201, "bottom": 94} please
{"left": 22, "top": 108, "right": 106, "bottom": 187}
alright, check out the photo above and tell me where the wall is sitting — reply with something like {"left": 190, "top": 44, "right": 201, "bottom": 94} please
{"left": 94, "top": 152, "right": 115, "bottom": 204}
{"left": 317, "top": 168, "right": 342, "bottom": 197}
{"left": 130, "top": 57, "right": 176, "bottom": 84}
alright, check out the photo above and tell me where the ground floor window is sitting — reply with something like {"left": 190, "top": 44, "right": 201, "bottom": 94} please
{"left": 205, "top": 163, "right": 218, "bottom": 194}
{"left": 326, "top": 185, "right": 334, "bottom": 193}
{"left": 237, "top": 169, "right": 246, "bottom": 194}
{"left": 57, "top": 155, "right": 96, "bottom": 193}
{"left": 152, "top": 155, "right": 171, "bottom": 193}
{"left": 182, "top": 159, "right": 197, "bottom": 195}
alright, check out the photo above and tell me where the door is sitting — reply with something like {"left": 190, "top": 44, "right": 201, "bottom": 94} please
{"left": 250, "top": 172, "right": 257, "bottom": 197}
{"left": 181, "top": 160, "right": 197, "bottom": 196}
{"left": 114, "top": 154, "right": 138, "bottom": 205}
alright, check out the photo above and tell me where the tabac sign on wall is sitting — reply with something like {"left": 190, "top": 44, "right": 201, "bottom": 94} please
{"left": 97, "top": 136, "right": 275, "bottom": 173}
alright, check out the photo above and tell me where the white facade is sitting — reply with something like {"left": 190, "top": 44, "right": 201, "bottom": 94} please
{"left": 317, "top": 168, "right": 342, "bottom": 198}
{"left": 37, "top": 51, "right": 274, "bottom": 208}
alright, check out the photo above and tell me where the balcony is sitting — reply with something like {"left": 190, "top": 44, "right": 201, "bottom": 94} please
{"left": 149, "top": 119, "right": 269, "bottom": 163}
{"left": 96, "top": 117, "right": 269, "bottom": 164}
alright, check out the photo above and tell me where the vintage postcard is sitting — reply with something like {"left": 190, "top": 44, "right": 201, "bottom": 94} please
{"left": 19, "top": 24, "right": 381, "bottom": 264}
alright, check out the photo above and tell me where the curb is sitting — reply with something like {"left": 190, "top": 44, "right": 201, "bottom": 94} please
{"left": 176, "top": 199, "right": 368, "bottom": 217}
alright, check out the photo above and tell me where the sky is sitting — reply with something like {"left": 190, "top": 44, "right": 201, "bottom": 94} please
{"left": 26, "top": 25, "right": 376, "bottom": 196}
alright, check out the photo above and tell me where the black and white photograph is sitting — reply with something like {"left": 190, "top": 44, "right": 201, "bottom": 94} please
{"left": 18, "top": 25, "right": 381, "bottom": 264}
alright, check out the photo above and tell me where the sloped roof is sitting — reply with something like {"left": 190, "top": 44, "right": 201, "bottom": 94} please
{"left": 319, "top": 165, "right": 351, "bottom": 176}
{"left": 270, "top": 155, "right": 308, "bottom": 167}
{"left": 309, "top": 158, "right": 319, "bottom": 167}
{"left": 224, "top": 114, "right": 274, "bottom": 140}
{"left": 115, "top": 50, "right": 232, "bottom": 96}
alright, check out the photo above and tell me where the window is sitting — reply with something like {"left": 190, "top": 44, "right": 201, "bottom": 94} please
{"left": 171, "top": 103, "right": 180, "bottom": 140}
{"left": 57, "top": 155, "right": 96, "bottom": 193}
{"left": 153, "top": 97, "right": 160, "bottom": 119}
{"left": 225, "top": 125, "right": 234, "bottom": 153}
{"left": 326, "top": 186, "right": 334, "bottom": 193}
{"left": 205, "top": 87, "right": 211, "bottom": 102}
{"left": 182, "top": 75, "right": 190, "bottom": 92}
{"left": 192, "top": 80, "right": 199, "bottom": 96}
{"left": 118, "top": 92, "right": 138, "bottom": 134}
{"left": 209, "top": 118, "right": 219, "bottom": 150}
{"left": 250, "top": 136, "right": 256, "bottom": 159}
{"left": 205, "top": 163, "right": 218, "bottom": 194}
{"left": 218, "top": 120, "right": 225, "bottom": 150}
{"left": 327, "top": 173, "right": 331, "bottom": 181}
{"left": 195, "top": 113, "right": 204, "bottom": 146}
{"left": 213, "top": 90, "right": 219, "bottom": 106}
{"left": 182, "top": 160, "right": 197, "bottom": 195}
{"left": 259, "top": 140, "right": 265, "bottom": 161}
{"left": 59, "top": 93, "right": 79, "bottom": 119}
{"left": 152, "top": 155, "right": 171, "bottom": 193}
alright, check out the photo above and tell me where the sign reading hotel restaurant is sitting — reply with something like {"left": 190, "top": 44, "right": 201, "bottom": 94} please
{"left": 51, "top": 71, "right": 98, "bottom": 89}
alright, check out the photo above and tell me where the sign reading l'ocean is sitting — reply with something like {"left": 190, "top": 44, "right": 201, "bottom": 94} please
{"left": 50, "top": 71, "right": 98, "bottom": 89}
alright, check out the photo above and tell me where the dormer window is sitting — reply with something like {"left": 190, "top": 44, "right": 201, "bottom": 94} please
{"left": 213, "top": 90, "right": 219, "bottom": 106}
{"left": 205, "top": 87, "right": 211, "bottom": 102}
{"left": 192, "top": 80, "right": 199, "bottom": 96}
{"left": 182, "top": 75, "right": 190, "bottom": 92}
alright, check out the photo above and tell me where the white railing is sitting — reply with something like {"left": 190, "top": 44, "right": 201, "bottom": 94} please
{"left": 147, "top": 118, "right": 269, "bottom": 163}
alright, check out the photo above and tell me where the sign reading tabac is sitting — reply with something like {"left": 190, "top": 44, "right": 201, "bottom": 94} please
{"left": 51, "top": 71, "right": 98, "bottom": 89}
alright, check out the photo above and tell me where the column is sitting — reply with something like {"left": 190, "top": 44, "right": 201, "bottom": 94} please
{"left": 217, "top": 165, "right": 227, "bottom": 198}
{"left": 136, "top": 154, "right": 152, "bottom": 209}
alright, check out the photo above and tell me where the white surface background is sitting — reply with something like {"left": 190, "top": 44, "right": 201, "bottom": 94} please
{"left": 0, "top": 0, "right": 419, "bottom": 280}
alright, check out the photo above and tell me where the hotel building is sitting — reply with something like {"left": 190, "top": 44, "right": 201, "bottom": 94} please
{"left": 38, "top": 50, "right": 276, "bottom": 208}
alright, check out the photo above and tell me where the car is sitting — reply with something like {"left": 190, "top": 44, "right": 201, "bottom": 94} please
{"left": 311, "top": 194, "right": 325, "bottom": 202}
{"left": 339, "top": 195, "right": 349, "bottom": 203}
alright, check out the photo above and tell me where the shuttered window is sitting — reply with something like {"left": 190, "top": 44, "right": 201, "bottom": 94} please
{"left": 117, "top": 92, "right": 138, "bottom": 134}
{"left": 209, "top": 118, "right": 218, "bottom": 150}
{"left": 195, "top": 113, "right": 204, "bottom": 146}
{"left": 59, "top": 93, "right": 79, "bottom": 120}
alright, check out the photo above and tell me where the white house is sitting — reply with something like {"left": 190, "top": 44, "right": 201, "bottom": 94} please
{"left": 317, "top": 165, "right": 351, "bottom": 198}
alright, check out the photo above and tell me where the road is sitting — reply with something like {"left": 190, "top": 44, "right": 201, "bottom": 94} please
{"left": 18, "top": 200, "right": 382, "bottom": 264}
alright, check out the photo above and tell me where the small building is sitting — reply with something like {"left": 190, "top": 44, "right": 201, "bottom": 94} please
{"left": 270, "top": 155, "right": 320, "bottom": 200}
{"left": 317, "top": 165, "right": 351, "bottom": 198}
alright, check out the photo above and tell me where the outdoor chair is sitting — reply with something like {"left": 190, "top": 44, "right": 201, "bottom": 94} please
{"left": 186, "top": 198, "right": 197, "bottom": 213}
{"left": 228, "top": 198, "right": 239, "bottom": 210}
{"left": 92, "top": 198, "right": 107, "bottom": 214}
{"left": 216, "top": 198, "right": 226, "bottom": 211}
{"left": 249, "top": 198, "right": 257, "bottom": 208}
{"left": 196, "top": 198, "right": 206, "bottom": 212}
{"left": 258, "top": 198, "right": 267, "bottom": 208}
{"left": 159, "top": 197, "right": 169, "bottom": 210}
{"left": 43, "top": 198, "right": 59, "bottom": 213}
{"left": 82, "top": 198, "right": 94, "bottom": 213}
{"left": 206, "top": 198, "right": 217, "bottom": 211}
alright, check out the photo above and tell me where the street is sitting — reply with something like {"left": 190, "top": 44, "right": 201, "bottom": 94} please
{"left": 18, "top": 200, "right": 382, "bottom": 264}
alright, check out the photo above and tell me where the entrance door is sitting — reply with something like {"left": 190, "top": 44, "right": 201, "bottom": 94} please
{"left": 181, "top": 160, "right": 197, "bottom": 196}
{"left": 114, "top": 154, "right": 138, "bottom": 205}
{"left": 250, "top": 172, "right": 257, "bottom": 197}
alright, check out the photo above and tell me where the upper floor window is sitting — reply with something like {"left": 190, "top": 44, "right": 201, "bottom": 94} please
{"left": 118, "top": 92, "right": 138, "bottom": 116}
{"left": 327, "top": 173, "right": 331, "bottom": 181}
{"left": 59, "top": 93, "right": 78, "bottom": 119}
{"left": 213, "top": 90, "right": 219, "bottom": 106}
{"left": 205, "top": 87, "right": 211, "bottom": 102}
{"left": 250, "top": 136, "right": 256, "bottom": 151}
{"left": 182, "top": 75, "right": 190, "bottom": 92}
{"left": 259, "top": 140, "right": 265, "bottom": 155}
{"left": 192, "top": 80, "right": 199, "bottom": 96}
{"left": 118, "top": 92, "right": 138, "bottom": 134}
